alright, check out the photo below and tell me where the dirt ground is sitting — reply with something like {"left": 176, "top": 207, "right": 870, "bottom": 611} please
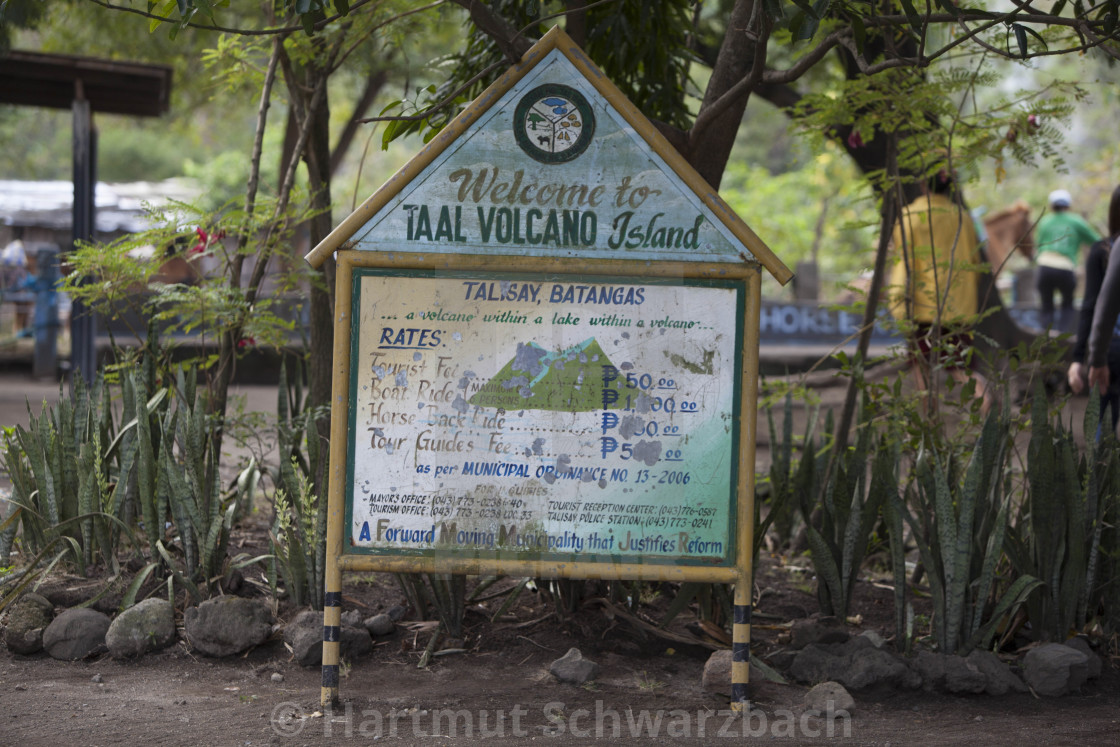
{"left": 2, "top": 562, "right": 1117, "bottom": 746}
{"left": 2, "top": 357, "right": 1119, "bottom": 745}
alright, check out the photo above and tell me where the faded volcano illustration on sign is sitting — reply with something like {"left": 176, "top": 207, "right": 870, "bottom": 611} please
{"left": 469, "top": 338, "right": 626, "bottom": 412}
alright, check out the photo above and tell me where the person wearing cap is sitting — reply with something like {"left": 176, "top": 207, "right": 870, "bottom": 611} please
{"left": 1034, "top": 189, "right": 1101, "bottom": 332}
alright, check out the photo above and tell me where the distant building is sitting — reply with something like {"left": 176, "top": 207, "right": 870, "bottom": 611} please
{"left": 0, "top": 178, "right": 200, "bottom": 252}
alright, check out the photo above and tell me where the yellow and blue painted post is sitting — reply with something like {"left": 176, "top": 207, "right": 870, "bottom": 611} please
{"left": 731, "top": 268, "right": 761, "bottom": 713}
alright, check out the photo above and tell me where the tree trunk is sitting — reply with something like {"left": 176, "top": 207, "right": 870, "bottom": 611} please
{"left": 294, "top": 60, "right": 336, "bottom": 495}
{"left": 688, "top": 0, "right": 759, "bottom": 188}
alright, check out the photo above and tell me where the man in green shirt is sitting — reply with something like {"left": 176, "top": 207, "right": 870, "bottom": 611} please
{"left": 1035, "top": 189, "right": 1101, "bottom": 331}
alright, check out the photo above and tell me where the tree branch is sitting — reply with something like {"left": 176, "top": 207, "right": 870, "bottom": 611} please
{"left": 231, "top": 34, "right": 283, "bottom": 290}
{"left": 81, "top": 0, "right": 446, "bottom": 38}
{"left": 330, "top": 69, "right": 387, "bottom": 175}
{"left": 449, "top": 0, "right": 535, "bottom": 62}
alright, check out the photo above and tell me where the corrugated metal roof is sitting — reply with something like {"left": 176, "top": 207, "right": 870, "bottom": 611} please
{"left": 0, "top": 179, "right": 200, "bottom": 232}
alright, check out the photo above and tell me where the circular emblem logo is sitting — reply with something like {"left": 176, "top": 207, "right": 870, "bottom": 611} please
{"left": 514, "top": 84, "right": 595, "bottom": 164}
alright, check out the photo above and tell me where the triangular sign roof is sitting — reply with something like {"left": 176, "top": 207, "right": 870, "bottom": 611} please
{"left": 305, "top": 26, "right": 792, "bottom": 284}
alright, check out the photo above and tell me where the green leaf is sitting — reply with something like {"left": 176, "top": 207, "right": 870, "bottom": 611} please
{"left": 1018, "top": 23, "right": 1048, "bottom": 52}
{"left": 805, "top": 523, "right": 843, "bottom": 615}
{"left": 491, "top": 577, "right": 530, "bottom": 622}
{"left": 850, "top": 15, "right": 867, "bottom": 55}
{"left": 120, "top": 562, "right": 159, "bottom": 611}
{"left": 965, "top": 576, "right": 1042, "bottom": 652}
{"left": 660, "top": 582, "right": 702, "bottom": 628}
{"left": 1012, "top": 24, "right": 1029, "bottom": 58}
{"left": 934, "top": 0, "right": 960, "bottom": 16}
{"left": 750, "top": 653, "right": 788, "bottom": 685}
{"left": 156, "top": 539, "right": 201, "bottom": 604}
{"left": 897, "top": 0, "right": 924, "bottom": 36}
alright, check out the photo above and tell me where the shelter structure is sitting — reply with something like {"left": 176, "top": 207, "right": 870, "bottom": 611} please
{"left": 0, "top": 50, "right": 172, "bottom": 381}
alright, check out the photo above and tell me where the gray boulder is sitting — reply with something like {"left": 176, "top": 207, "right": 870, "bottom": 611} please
{"left": 42, "top": 608, "right": 111, "bottom": 660}
{"left": 1023, "top": 643, "right": 1089, "bottom": 697}
{"left": 965, "top": 650, "right": 1028, "bottom": 695}
{"left": 788, "top": 637, "right": 920, "bottom": 691}
{"left": 4, "top": 593, "right": 54, "bottom": 655}
{"left": 284, "top": 609, "right": 372, "bottom": 667}
{"left": 365, "top": 613, "right": 396, "bottom": 637}
{"left": 803, "top": 681, "right": 855, "bottom": 716}
{"left": 549, "top": 647, "right": 600, "bottom": 684}
{"left": 106, "top": 598, "right": 176, "bottom": 658}
{"left": 183, "top": 597, "right": 273, "bottom": 657}
{"left": 913, "top": 651, "right": 988, "bottom": 694}
{"left": 1063, "top": 637, "right": 1102, "bottom": 680}
{"left": 790, "top": 615, "right": 849, "bottom": 650}
{"left": 700, "top": 649, "right": 767, "bottom": 692}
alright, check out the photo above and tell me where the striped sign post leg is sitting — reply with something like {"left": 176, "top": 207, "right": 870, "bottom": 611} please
{"left": 730, "top": 579, "right": 751, "bottom": 712}
{"left": 322, "top": 585, "right": 342, "bottom": 706}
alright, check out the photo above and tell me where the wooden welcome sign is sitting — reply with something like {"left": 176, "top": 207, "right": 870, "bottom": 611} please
{"left": 304, "top": 26, "right": 791, "bottom": 709}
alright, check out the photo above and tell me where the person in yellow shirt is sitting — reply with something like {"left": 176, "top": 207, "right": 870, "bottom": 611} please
{"left": 888, "top": 169, "right": 991, "bottom": 413}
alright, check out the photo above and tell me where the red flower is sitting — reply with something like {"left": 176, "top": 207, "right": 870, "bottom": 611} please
{"left": 190, "top": 227, "right": 208, "bottom": 255}
{"left": 237, "top": 337, "right": 256, "bottom": 349}
{"left": 847, "top": 130, "right": 865, "bottom": 149}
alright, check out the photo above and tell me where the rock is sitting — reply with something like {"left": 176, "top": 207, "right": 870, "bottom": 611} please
{"left": 1023, "top": 643, "right": 1089, "bottom": 697}
{"left": 858, "top": 630, "right": 887, "bottom": 650}
{"left": 91, "top": 673, "right": 103, "bottom": 683}
{"left": 788, "top": 639, "right": 920, "bottom": 691}
{"left": 549, "top": 647, "right": 600, "bottom": 684}
{"left": 285, "top": 619, "right": 321, "bottom": 667}
{"left": 4, "top": 592, "right": 54, "bottom": 655}
{"left": 700, "top": 649, "right": 768, "bottom": 692}
{"left": 386, "top": 605, "right": 407, "bottom": 622}
{"left": 284, "top": 609, "right": 372, "bottom": 667}
{"left": 271, "top": 672, "right": 284, "bottom": 683}
{"left": 364, "top": 613, "right": 396, "bottom": 637}
{"left": 342, "top": 625, "right": 373, "bottom": 657}
{"left": 913, "top": 651, "right": 987, "bottom": 694}
{"left": 1063, "top": 637, "right": 1102, "bottom": 680}
{"left": 790, "top": 615, "right": 849, "bottom": 650}
{"left": 965, "top": 650, "right": 1027, "bottom": 695}
{"left": 183, "top": 597, "right": 273, "bottom": 658}
{"left": 765, "top": 648, "right": 798, "bottom": 672}
{"left": 341, "top": 609, "right": 364, "bottom": 628}
{"left": 803, "top": 681, "right": 855, "bottom": 716}
{"left": 844, "top": 648, "right": 921, "bottom": 690}
{"left": 42, "top": 608, "right": 111, "bottom": 660}
{"left": 106, "top": 598, "right": 176, "bottom": 658}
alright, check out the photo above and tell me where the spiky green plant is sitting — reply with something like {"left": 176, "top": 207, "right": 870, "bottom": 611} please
{"left": 1006, "top": 382, "right": 1120, "bottom": 640}
{"left": 269, "top": 359, "right": 328, "bottom": 609}
{"left": 0, "top": 376, "right": 136, "bottom": 573}
{"left": 797, "top": 400, "right": 894, "bottom": 619}
{"left": 901, "top": 407, "right": 1040, "bottom": 654}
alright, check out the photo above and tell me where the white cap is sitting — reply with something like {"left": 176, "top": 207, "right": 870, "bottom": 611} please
{"left": 1049, "top": 189, "right": 1072, "bottom": 208}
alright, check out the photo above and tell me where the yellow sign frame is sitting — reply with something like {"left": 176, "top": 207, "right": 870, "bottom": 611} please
{"left": 320, "top": 249, "right": 762, "bottom": 707}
